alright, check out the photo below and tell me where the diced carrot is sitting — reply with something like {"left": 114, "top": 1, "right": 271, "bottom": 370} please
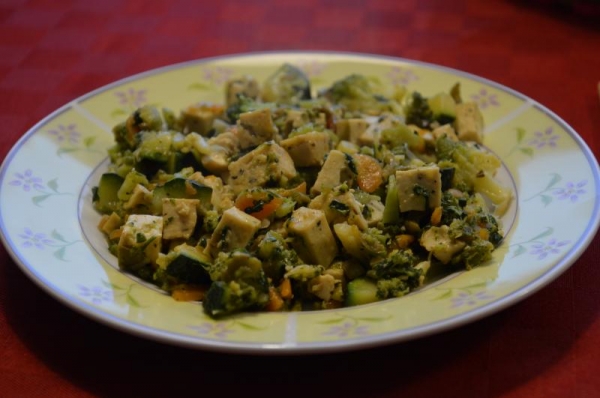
{"left": 479, "top": 229, "right": 490, "bottom": 241}
{"left": 430, "top": 206, "right": 443, "bottom": 226}
{"left": 353, "top": 154, "right": 383, "bottom": 193}
{"left": 266, "top": 287, "right": 284, "bottom": 311}
{"left": 279, "top": 278, "right": 292, "bottom": 299}
{"left": 109, "top": 228, "right": 123, "bottom": 241}
{"left": 235, "top": 193, "right": 283, "bottom": 220}
{"left": 98, "top": 215, "right": 109, "bottom": 230}
{"left": 171, "top": 285, "right": 207, "bottom": 302}
{"left": 184, "top": 180, "right": 198, "bottom": 196}
{"left": 395, "top": 234, "right": 415, "bottom": 249}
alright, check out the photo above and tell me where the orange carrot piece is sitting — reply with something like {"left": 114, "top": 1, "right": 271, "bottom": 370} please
{"left": 279, "top": 278, "right": 292, "bottom": 299}
{"left": 430, "top": 206, "right": 443, "bottom": 226}
{"left": 171, "top": 286, "right": 207, "bottom": 302}
{"left": 395, "top": 234, "right": 415, "bottom": 249}
{"left": 354, "top": 154, "right": 383, "bottom": 193}
{"left": 266, "top": 287, "right": 284, "bottom": 311}
{"left": 235, "top": 195, "right": 283, "bottom": 220}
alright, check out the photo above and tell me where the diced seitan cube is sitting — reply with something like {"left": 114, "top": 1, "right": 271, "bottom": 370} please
{"left": 310, "top": 150, "right": 354, "bottom": 195}
{"left": 162, "top": 198, "right": 200, "bottom": 240}
{"left": 280, "top": 132, "right": 330, "bottom": 167}
{"left": 227, "top": 142, "right": 297, "bottom": 194}
{"left": 225, "top": 75, "right": 260, "bottom": 106}
{"left": 238, "top": 108, "right": 279, "bottom": 144}
{"left": 287, "top": 207, "right": 338, "bottom": 267}
{"left": 123, "top": 184, "right": 152, "bottom": 210}
{"left": 454, "top": 102, "right": 484, "bottom": 143}
{"left": 205, "top": 207, "right": 261, "bottom": 258}
{"left": 118, "top": 215, "right": 163, "bottom": 269}
{"left": 335, "top": 119, "right": 368, "bottom": 144}
{"left": 420, "top": 225, "right": 466, "bottom": 264}
{"left": 180, "top": 104, "right": 219, "bottom": 136}
{"left": 395, "top": 165, "right": 442, "bottom": 212}
{"left": 432, "top": 124, "right": 459, "bottom": 142}
{"left": 309, "top": 189, "right": 368, "bottom": 231}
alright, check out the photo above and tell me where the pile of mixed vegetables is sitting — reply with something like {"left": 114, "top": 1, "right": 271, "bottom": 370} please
{"left": 93, "top": 63, "right": 512, "bottom": 317}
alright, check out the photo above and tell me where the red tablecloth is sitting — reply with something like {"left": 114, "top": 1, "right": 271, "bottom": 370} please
{"left": 1, "top": 1, "right": 599, "bottom": 397}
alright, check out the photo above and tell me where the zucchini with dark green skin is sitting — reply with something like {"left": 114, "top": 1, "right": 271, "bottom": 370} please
{"left": 150, "top": 178, "right": 212, "bottom": 214}
{"left": 261, "top": 63, "right": 311, "bottom": 103}
{"left": 345, "top": 277, "right": 379, "bottom": 306}
{"left": 93, "top": 173, "right": 124, "bottom": 214}
{"left": 165, "top": 245, "right": 212, "bottom": 285}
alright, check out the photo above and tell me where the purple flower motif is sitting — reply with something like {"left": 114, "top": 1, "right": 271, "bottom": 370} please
{"left": 528, "top": 127, "right": 559, "bottom": 149}
{"left": 78, "top": 285, "right": 113, "bottom": 305}
{"left": 47, "top": 124, "right": 81, "bottom": 144}
{"left": 18, "top": 228, "right": 54, "bottom": 249}
{"left": 297, "top": 61, "right": 325, "bottom": 77}
{"left": 322, "top": 321, "right": 369, "bottom": 338}
{"left": 530, "top": 238, "right": 570, "bottom": 260}
{"left": 387, "top": 66, "right": 419, "bottom": 85}
{"left": 450, "top": 291, "right": 494, "bottom": 308}
{"left": 553, "top": 180, "right": 587, "bottom": 203}
{"left": 201, "top": 66, "right": 234, "bottom": 85}
{"left": 188, "top": 322, "right": 234, "bottom": 339}
{"left": 470, "top": 88, "right": 500, "bottom": 109}
{"left": 114, "top": 88, "right": 147, "bottom": 109}
{"left": 8, "top": 169, "right": 44, "bottom": 192}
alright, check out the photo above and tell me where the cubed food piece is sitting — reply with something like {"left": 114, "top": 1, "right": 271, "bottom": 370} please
{"left": 123, "top": 184, "right": 152, "bottom": 210}
{"left": 454, "top": 102, "right": 484, "bottom": 143}
{"left": 134, "top": 132, "right": 173, "bottom": 163}
{"left": 432, "top": 124, "right": 459, "bottom": 142}
{"left": 118, "top": 215, "right": 163, "bottom": 272}
{"left": 227, "top": 142, "right": 297, "bottom": 194}
{"left": 310, "top": 150, "right": 355, "bottom": 195}
{"left": 205, "top": 207, "right": 261, "bottom": 258}
{"left": 99, "top": 212, "right": 123, "bottom": 236}
{"left": 280, "top": 131, "right": 330, "bottom": 167}
{"left": 284, "top": 109, "right": 309, "bottom": 132}
{"left": 287, "top": 207, "right": 338, "bottom": 267}
{"left": 395, "top": 165, "right": 442, "bottom": 212}
{"left": 180, "top": 103, "right": 222, "bottom": 136}
{"left": 162, "top": 198, "right": 200, "bottom": 240}
{"left": 225, "top": 75, "right": 260, "bottom": 106}
{"left": 420, "top": 225, "right": 466, "bottom": 264}
{"left": 309, "top": 189, "right": 368, "bottom": 231}
{"left": 238, "top": 108, "right": 279, "bottom": 145}
{"left": 335, "top": 119, "right": 368, "bottom": 144}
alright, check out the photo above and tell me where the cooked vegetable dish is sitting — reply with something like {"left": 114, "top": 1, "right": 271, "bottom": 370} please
{"left": 93, "top": 63, "right": 512, "bottom": 317}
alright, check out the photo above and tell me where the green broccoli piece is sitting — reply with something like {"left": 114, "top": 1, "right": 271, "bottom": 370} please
{"left": 376, "top": 277, "right": 413, "bottom": 299}
{"left": 261, "top": 63, "right": 312, "bottom": 103}
{"left": 203, "top": 251, "right": 270, "bottom": 317}
{"left": 256, "top": 231, "right": 299, "bottom": 281}
{"left": 322, "top": 74, "right": 398, "bottom": 115}
{"left": 368, "top": 249, "right": 419, "bottom": 280}
{"left": 404, "top": 92, "right": 433, "bottom": 128}
{"left": 361, "top": 228, "right": 390, "bottom": 259}
{"left": 450, "top": 238, "right": 494, "bottom": 270}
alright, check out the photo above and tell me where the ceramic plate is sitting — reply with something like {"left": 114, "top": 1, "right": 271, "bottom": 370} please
{"left": 1, "top": 52, "right": 598, "bottom": 354}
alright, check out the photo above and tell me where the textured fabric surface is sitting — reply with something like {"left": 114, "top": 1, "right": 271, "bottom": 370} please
{"left": 0, "top": 1, "right": 599, "bottom": 397}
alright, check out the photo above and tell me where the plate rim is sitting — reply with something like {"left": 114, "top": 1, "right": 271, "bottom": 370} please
{"left": 1, "top": 50, "right": 599, "bottom": 355}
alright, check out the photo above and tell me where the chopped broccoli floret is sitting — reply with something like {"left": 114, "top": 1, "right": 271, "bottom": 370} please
{"left": 404, "top": 92, "right": 433, "bottom": 128}
{"left": 321, "top": 74, "right": 398, "bottom": 115}
{"left": 368, "top": 249, "right": 419, "bottom": 280}
{"left": 257, "top": 231, "right": 299, "bottom": 281}
{"left": 203, "top": 251, "right": 269, "bottom": 317}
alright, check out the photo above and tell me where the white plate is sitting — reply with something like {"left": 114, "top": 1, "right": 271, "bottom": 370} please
{"left": 1, "top": 52, "right": 598, "bottom": 354}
